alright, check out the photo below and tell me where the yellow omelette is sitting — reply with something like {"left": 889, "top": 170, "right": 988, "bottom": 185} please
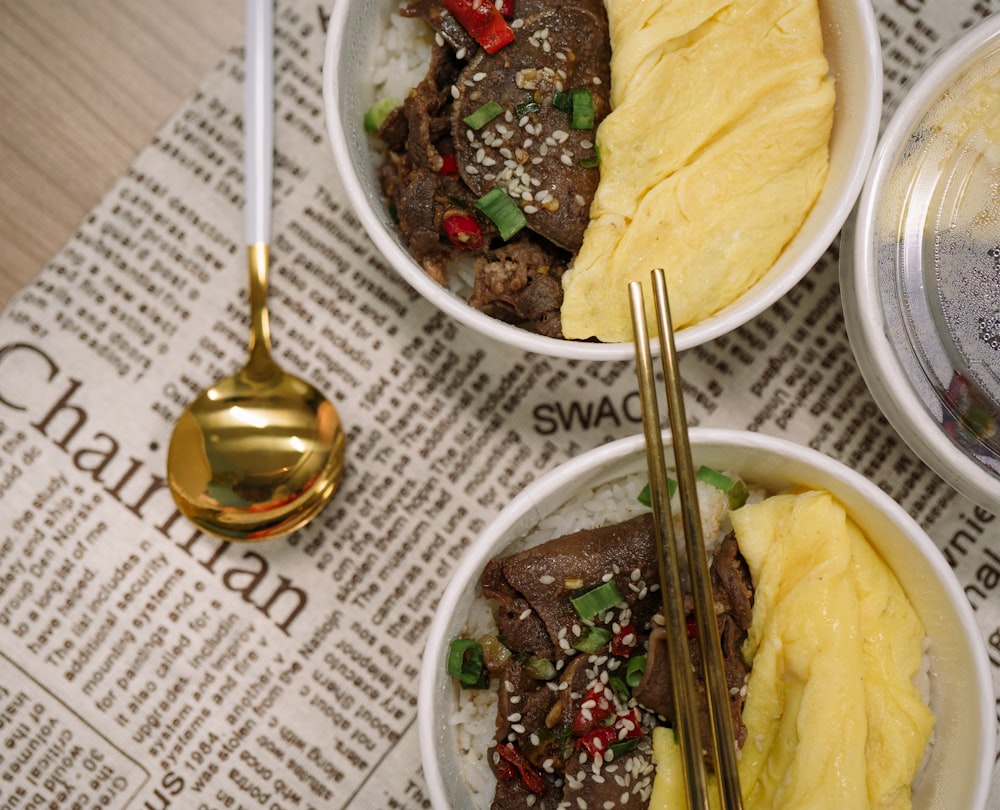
{"left": 649, "top": 491, "right": 934, "bottom": 810}
{"left": 560, "top": 0, "right": 835, "bottom": 341}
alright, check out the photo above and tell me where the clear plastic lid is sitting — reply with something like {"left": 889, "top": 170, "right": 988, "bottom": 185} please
{"left": 845, "top": 17, "right": 1000, "bottom": 509}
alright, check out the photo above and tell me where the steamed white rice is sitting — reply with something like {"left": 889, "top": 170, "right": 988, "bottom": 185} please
{"left": 372, "top": 6, "right": 433, "bottom": 102}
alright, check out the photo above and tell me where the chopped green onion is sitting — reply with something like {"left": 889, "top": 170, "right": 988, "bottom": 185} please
{"left": 579, "top": 144, "right": 601, "bottom": 168}
{"left": 636, "top": 478, "right": 677, "bottom": 507}
{"left": 572, "top": 626, "right": 611, "bottom": 654}
{"left": 463, "top": 100, "right": 504, "bottom": 130}
{"left": 475, "top": 188, "right": 527, "bottom": 240}
{"left": 570, "top": 580, "right": 623, "bottom": 620}
{"left": 570, "top": 87, "right": 595, "bottom": 129}
{"left": 515, "top": 99, "right": 541, "bottom": 117}
{"left": 553, "top": 88, "right": 596, "bottom": 129}
{"left": 552, "top": 91, "right": 573, "bottom": 113}
{"left": 625, "top": 654, "right": 646, "bottom": 688}
{"left": 606, "top": 738, "right": 641, "bottom": 760}
{"left": 608, "top": 675, "right": 631, "bottom": 704}
{"left": 364, "top": 96, "right": 400, "bottom": 135}
{"left": 447, "top": 638, "right": 489, "bottom": 689}
{"left": 696, "top": 465, "right": 749, "bottom": 509}
{"left": 525, "top": 657, "right": 556, "bottom": 680}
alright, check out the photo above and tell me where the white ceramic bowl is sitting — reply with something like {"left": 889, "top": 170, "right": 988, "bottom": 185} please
{"left": 418, "top": 429, "right": 993, "bottom": 809}
{"left": 323, "top": 0, "right": 883, "bottom": 360}
{"left": 841, "top": 17, "right": 1000, "bottom": 512}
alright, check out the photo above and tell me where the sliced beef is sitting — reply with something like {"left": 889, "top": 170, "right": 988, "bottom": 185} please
{"left": 559, "top": 746, "right": 656, "bottom": 810}
{"left": 470, "top": 239, "right": 566, "bottom": 337}
{"left": 480, "top": 518, "right": 755, "bottom": 807}
{"left": 481, "top": 513, "right": 660, "bottom": 663}
{"left": 374, "top": 0, "right": 612, "bottom": 336}
{"left": 450, "top": 5, "right": 611, "bottom": 251}
{"left": 482, "top": 555, "right": 556, "bottom": 658}
{"left": 632, "top": 534, "right": 754, "bottom": 758}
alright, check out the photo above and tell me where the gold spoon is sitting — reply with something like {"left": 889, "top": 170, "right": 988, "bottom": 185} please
{"left": 165, "top": 0, "right": 345, "bottom": 541}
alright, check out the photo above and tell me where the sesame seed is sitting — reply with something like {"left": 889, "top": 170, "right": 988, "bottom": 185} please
{"left": 524, "top": 205, "right": 538, "bottom": 214}
{"left": 456, "top": 46, "right": 467, "bottom": 59}
{"left": 540, "top": 574, "right": 555, "bottom": 585}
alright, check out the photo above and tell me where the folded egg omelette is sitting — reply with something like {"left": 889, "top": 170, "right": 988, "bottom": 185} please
{"left": 560, "top": 0, "right": 835, "bottom": 341}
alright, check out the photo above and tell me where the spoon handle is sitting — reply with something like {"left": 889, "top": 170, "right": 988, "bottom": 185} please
{"left": 245, "top": 0, "right": 274, "bottom": 246}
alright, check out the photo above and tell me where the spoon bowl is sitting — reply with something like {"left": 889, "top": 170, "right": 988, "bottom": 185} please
{"left": 167, "top": 359, "right": 345, "bottom": 541}
{"left": 166, "top": 0, "right": 345, "bottom": 540}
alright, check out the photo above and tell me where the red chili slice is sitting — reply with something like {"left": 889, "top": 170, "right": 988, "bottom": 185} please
{"left": 496, "top": 743, "right": 545, "bottom": 794}
{"left": 442, "top": 0, "right": 515, "bottom": 54}
{"left": 442, "top": 212, "right": 484, "bottom": 250}
{"left": 618, "top": 708, "right": 644, "bottom": 740}
{"left": 496, "top": 759, "right": 516, "bottom": 781}
{"left": 576, "top": 726, "right": 617, "bottom": 760}
{"left": 576, "top": 709, "right": 645, "bottom": 761}
{"left": 610, "top": 623, "right": 637, "bottom": 656}
{"left": 571, "top": 685, "right": 613, "bottom": 735}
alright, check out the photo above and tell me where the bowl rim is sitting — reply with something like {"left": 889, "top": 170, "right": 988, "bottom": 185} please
{"left": 322, "top": 0, "right": 884, "bottom": 360}
{"left": 841, "top": 14, "right": 1000, "bottom": 512}
{"left": 417, "top": 427, "right": 994, "bottom": 810}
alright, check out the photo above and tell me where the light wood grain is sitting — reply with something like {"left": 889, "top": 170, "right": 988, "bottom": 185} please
{"left": 0, "top": 0, "right": 244, "bottom": 309}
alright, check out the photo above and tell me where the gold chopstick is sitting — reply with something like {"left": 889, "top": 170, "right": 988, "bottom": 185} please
{"left": 629, "top": 269, "right": 744, "bottom": 810}
{"left": 628, "top": 280, "right": 710, "bottom": 810}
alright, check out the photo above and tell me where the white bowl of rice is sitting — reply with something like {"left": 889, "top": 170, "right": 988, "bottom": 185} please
{"left": 418, "top": 429, "right": 993, "bottom": 809}
{"left": 323, "top": 0, "right": 882, "bottom": 359}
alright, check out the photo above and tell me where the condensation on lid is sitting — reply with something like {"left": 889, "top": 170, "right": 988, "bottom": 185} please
{"left": 845, "top": 16, "right": 1000, "bottom": 510}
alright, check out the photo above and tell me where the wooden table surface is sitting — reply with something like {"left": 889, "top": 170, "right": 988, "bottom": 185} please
{"left": 0, "top": 0, "right": 244, "bottom": 310}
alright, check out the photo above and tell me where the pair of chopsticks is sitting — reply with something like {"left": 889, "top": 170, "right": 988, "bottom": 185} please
{"left": 629, "top": 269, "right": 743, "bottom": 810}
